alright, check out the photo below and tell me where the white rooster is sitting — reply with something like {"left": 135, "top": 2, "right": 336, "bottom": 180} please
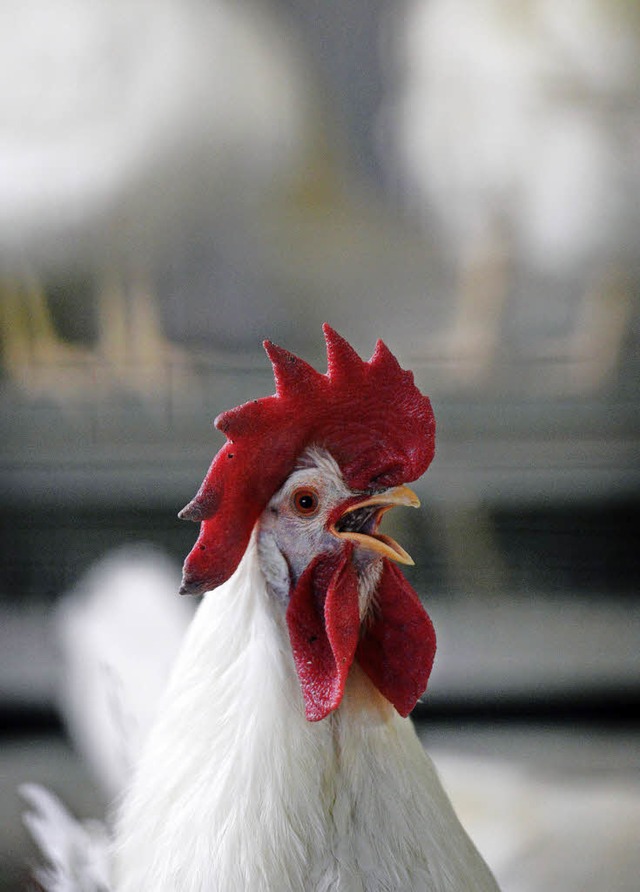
{"left": 22, "top": 325, "right": 499, "bottom": 891}
{"left": 0, "top": 0, "right": 308, "bottom": 399}
{"left": 383, "top": 0, "right": 639, "bottom": 390}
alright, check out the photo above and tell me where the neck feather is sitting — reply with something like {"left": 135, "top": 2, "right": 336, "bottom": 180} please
{"left": 114, "top": 534, "right": 339, "bottom": 889}
{"left": 113, "top": 534, "right": 497, "bottom": 892}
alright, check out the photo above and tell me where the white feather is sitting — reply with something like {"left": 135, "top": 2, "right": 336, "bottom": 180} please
{"left": 55, "top": 545, "right": 193, "bottom": 801}
{"left": 113, "top": 532, "right": 498, "bottom": 891}
{"left": 21, "top": 783, "right": 111, "bottom": 892}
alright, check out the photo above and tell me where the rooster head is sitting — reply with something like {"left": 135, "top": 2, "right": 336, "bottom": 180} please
{"left": 179, "top": 324, "right": 436, "bottom": 721}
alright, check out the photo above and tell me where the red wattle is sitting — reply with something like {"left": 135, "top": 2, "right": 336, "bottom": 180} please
{"left": 286, "top": 547, "right": 360, "bottom": 722}
{"left": 287, "top": 551, "right": 436, "bottom": 722}
{"left": 356, "top": 560, "right": 436, "bottom": 717}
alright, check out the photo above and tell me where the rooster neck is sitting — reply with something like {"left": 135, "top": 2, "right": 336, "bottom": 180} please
{"left": 113, "top": 534, "right": 498, "bottom": 892}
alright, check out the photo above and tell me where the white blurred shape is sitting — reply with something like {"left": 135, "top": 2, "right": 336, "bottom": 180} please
{"left": 0, "top": 0, "right": 312, "bottom": 401}
{"left": 0, "top": 0, "right": 308, "bottom": 270}
{"left": 434, "top": 752, "right": 640, "bottom": 892}
{"left": 21, "top": 782, "right": 111, "bottom": 892}
{"left": 55, "top": 546, "right": 193, "bottom": 802}
{"left": 388, "top": 0, "right": 639, "bottom": 264}
{"left": 382, "top": 0, "right": 640, "bottom": 390}
{"left": 521, "top": 108, "right": 617, "bottom": 270}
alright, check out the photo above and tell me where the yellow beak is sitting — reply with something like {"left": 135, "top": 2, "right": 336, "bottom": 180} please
{"left": 329, "top": 485, "right": 420, "bottom": 565}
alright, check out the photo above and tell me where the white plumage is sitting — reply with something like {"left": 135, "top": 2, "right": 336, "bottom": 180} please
{"left": 55, "top": 546, "right": 193, "bottom": 803}
{"left": 21, "top": 783, "right": 111, "bottom": 892}
{"left": 113, "top": 530, "right": 496, "bottom": 891}
{"left": 22, "top": 448, "right": 498, "bottom": 891}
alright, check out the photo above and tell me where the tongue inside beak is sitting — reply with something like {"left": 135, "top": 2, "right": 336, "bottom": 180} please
{"left": 330, "top": 485, "right": 420, "bottom": 566}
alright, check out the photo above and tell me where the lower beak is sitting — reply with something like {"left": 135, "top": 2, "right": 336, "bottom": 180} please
{"left": 330, "top": 485, "right": 420, "bottom": 565}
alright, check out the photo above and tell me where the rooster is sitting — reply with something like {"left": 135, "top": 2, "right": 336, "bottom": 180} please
{"left": 23, "top": 325, "right": 499, "bottom": 891}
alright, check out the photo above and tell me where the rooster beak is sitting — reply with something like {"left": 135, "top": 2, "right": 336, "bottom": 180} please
{"left": 330, "top": 485, "right": 420, "bottom": 566}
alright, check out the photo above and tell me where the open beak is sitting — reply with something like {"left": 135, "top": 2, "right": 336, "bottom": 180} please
{"left": 329, "top": 485, "right": 420, "bottom": 565}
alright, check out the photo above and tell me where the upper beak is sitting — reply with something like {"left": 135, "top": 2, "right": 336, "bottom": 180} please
{"left": 329, "top": 485, "right": 420, "bottom": 565}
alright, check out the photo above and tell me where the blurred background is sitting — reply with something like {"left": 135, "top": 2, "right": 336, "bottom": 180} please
{"left": 0, "top": 0, "right": 639, "bottom": 889}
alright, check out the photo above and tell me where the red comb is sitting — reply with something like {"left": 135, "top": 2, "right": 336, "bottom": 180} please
{"left": 179, "top": 324, "right": 435, "bottom": 594}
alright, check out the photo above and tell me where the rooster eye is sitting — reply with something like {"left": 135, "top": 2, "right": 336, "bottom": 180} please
{"left": 292, "top": 488, "right": 320, "bottom": 517}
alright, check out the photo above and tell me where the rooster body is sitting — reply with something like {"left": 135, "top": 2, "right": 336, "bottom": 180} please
{"left": 24, "top": 327, "right": 499, "bottom": 891}
{"left": 114, "top": 458, "right": 497, "bottom": 891}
